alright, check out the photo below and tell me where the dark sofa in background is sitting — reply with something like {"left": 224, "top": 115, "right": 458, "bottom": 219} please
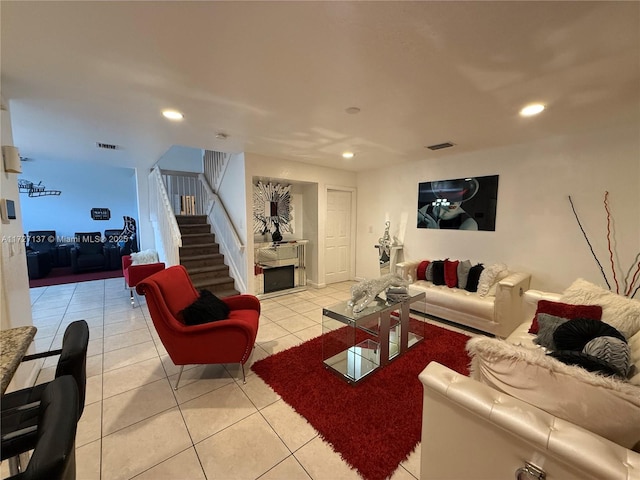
{"left": 70, "top": 232, "right": 111, "bottom": 273}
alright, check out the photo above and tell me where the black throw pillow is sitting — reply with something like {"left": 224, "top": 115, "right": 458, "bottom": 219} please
{"left": 180, "top": 290, "right": 230, "bottom": 326}
{"left": 465, "top": 264, "right": 484, "bottom": 292}
{"left": 431, "top": 261, "right": 445, "bottom": 285}
{"left": 553, "top": 318, "right": 626, "bottom": 352}
{"left": 549, "top": 350, "right": 619, "bottom": 377}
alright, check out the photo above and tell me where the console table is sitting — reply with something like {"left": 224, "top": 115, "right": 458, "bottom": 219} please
{"left": 254, "top": 240, "right": 308, "bottom": 298}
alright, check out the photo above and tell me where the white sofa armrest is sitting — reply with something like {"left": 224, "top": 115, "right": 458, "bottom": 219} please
{"left": 493, "top": 271, "right": 531, "bottom": 338}
{"left": 420, "top": 362, "right": 640, "bottom": 480}
{"left": 396, "top": 260, "right": 420, "bottom": 283}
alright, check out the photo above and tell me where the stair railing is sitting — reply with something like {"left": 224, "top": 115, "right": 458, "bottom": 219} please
{"left": 198, "top": 173, "right": 247, "bottom": 293}
{"left": 160, "top": 170, "right": 207, "bottom": 216}
{"left": 203, "top": 150, "right": 230, "bottom": 193}
{"left": 149, "top": 167, "right": 182, "bottom": 266}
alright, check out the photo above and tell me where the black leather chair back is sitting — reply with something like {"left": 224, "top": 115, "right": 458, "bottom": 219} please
{"left": 73, "top": 232, "right": 103, "bottom": 253}
{"left": 55, "top": 320, "right": 89, "bottom": 417}
{"left": 27, "top": 231, "right": 57, "bottom": 254}
{"left": 104, "top": 229, "right": 124, "bottom": 244}
{"left": 1, "top": 321, "right": 89, "bottom": 463}
{"left": 10, "top": 376, "right": 79, "bottom": 480}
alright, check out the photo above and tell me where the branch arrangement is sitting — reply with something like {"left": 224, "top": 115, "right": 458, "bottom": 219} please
{"left": 569, "top": 192, "right": 640, "bottom": 298}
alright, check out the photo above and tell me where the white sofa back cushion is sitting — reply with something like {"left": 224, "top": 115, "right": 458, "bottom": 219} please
{"left": 560, "top": 278, "right": 640, "bottom": 339}
{"left": 467, "top": 336, "right": 640, "bottom": 450}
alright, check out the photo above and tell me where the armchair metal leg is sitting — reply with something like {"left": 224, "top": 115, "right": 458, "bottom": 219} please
{"left": 129, "top": 288, "right": 135, "bottom": 308}
{"left": 241, "top": 363, "right": 246, "bottom": 384}
{"left": 174, "top": 366, "right": 184, "bottom": 390}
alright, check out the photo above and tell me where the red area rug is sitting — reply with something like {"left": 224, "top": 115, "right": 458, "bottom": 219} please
{"left": 251, "top": 320, "right": 471, "bottom": 480}
{"left": 29, "top": 267, "right": 123, "bottom": 288}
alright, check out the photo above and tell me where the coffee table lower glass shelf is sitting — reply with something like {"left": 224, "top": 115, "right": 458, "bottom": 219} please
{"left": 322, "top": 290, "right": 426, "bottom": 384}
{"left": 323, "top": 338, "right": 380, "bottom": 383}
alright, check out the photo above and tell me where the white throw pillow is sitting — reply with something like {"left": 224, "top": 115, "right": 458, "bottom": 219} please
{"left": 476, "top": 263, "right": 508, "bottom": 297}
{"left": 560, "top": 278, "right": 640, "bottom": 339}
{"left": 130, "top": 249, "right": 159, "bottom": 265}
{"left": 467, "top": 336, "right": 640, "bottom": 449}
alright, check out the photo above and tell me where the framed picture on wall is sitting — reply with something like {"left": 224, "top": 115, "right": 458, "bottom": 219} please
{"left": 417, "top": 175, "right": 499, "bottom": 231}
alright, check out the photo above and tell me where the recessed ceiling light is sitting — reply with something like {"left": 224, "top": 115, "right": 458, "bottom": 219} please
{"left": 162, "top": 109, "right": 184, "bottom": 120}
{"left": 345, "top": 107, "right": 361, "bottom": 115}
{"left": 342, "top": 151, "right": 355, "bottom": 159}
{"left": 519, "top": 103, "right": 545, "bottom": 117}
{"left": 215, "top": 132, "right": 228, "bottom": 140}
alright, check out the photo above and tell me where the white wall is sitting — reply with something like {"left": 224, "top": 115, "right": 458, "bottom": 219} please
{"left": 20, "top": 161, "right": 138, "bottom": 240}
{"left": 356, "top": 125, "right": 640, "bottom": 294}
{"left": 0, "top": 97, "right": 37, "bottom": 389}
{"left": 210, "top": 152, "right": 249, "bottom": 291}
{"left": 244, "top": 153, "right": 357, "bottom": 292}
{"left": 218, "top": 153, "right": 247, "bottom": 245}
{"left": 156, "top": 145, "right": 203, "bottom": 173}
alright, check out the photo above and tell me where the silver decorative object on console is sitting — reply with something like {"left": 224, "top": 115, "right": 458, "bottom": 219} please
{"left": 377, "top": 221, "right": 393, "bottom": 267}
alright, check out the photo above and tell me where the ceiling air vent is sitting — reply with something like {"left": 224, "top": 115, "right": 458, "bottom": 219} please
{"left": 96, "top": 142, "right": 119, "bottom": 150}
{"left": 426, "top": 142, "right": 455, "bottom": 151}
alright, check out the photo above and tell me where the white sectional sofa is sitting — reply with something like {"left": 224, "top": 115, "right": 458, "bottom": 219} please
{"left": 396, "top": 260, "right": 531, "bottom": 338}
{"left": 419, "top": 281, "right": 640, "bottom": 480}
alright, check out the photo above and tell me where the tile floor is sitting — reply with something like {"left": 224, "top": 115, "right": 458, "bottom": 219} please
{"left": 3, "top": 277, "right": 471, "bottom": 480}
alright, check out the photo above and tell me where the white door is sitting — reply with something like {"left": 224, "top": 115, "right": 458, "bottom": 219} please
{"left": 325, "top": 190, "right": 352, "bottom": 284}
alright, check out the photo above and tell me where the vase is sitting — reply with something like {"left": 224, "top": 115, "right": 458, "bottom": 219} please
{"left": 272, "top": 225, "right": 283, "bottom": 242}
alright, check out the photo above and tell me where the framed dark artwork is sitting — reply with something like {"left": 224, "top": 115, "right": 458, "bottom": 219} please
{"left": 417, "top": 175, "right": 499, "bottom": 231}
{"left": 91, "top": 208, "right": 111, "bottom": 220}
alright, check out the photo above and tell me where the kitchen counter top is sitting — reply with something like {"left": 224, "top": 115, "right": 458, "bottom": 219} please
{"left": 1, "top": 326, "right": 37, "bottom": 394}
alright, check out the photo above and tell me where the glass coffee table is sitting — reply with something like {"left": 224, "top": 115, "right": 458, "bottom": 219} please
{"left": 322, "top": 289, "right": 426, "bottom": 384}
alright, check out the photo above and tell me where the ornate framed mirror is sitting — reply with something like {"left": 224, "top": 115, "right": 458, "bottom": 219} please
{"left": 253, "top": 181, "right": 293, "bottom": 235}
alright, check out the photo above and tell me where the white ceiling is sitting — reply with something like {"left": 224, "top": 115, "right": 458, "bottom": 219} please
{"left": 2, "top": 1, "right": 639, "bottom": 173}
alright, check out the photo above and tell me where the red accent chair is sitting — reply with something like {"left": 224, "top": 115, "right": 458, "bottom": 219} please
{"left": 136, "top": 265, "right": 260, "bottom": 389}
{"left": 122, "top": 255, "right": 165, "bottom": 307}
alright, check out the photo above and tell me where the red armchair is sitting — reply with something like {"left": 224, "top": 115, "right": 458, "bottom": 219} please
{"left": 122, "top": 254, "right": 165, "bottom": 307}
{"left": 136, "top": 265, "right": 260, "bottom": 389}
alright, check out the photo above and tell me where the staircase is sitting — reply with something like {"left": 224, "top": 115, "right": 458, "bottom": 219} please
{"left": 176, "top": 215, "right": 239, "bottom": 298}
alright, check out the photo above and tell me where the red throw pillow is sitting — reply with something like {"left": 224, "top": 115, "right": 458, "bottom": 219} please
{"left": 528, "top": 300, "right": 603, "bottom": 334}
{"left": 416, "top": 260, "right": 430, "bottom": 281}
{"left": 444, "top": 259, "right": 459, "bottom": 288}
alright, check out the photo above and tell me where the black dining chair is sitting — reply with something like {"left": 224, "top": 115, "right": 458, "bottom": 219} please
{"left": 4, "top": 375, "right": 80, "bottom": 480}
{"left": 1, "top": 320, "right": 89, "bottom": 464}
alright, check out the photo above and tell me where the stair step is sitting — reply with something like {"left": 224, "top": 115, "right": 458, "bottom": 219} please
{"left": 180, "top": 253, "right": 225, "bottom": 268}
{"left": 185, "top": 265, "right": 230, "bottom": 282}
{"left": 176, "top": 215, "right": 208, "bottom": 225}
{"left": 181, "top": 233, "right": 216, "bottom": 246}
{"left": 193, "top": 275, "right": 234, "bottom": 287}
{"left": 210, "top": 288, "right": 241, "bottom": 298}
{"left": 193, "top": 277, "right": 236, "bottom": 294}
{"left": 176, "top": 214, "right": 239, "bottom": 298}
{"left": 185, "top": 264, "right": 229, "bottom": 275}
{"left": 179, "top": 244, "right": 220, "bottom": 256}
{"left": 179, "top": 224, "right": 211, "bottom": 234}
